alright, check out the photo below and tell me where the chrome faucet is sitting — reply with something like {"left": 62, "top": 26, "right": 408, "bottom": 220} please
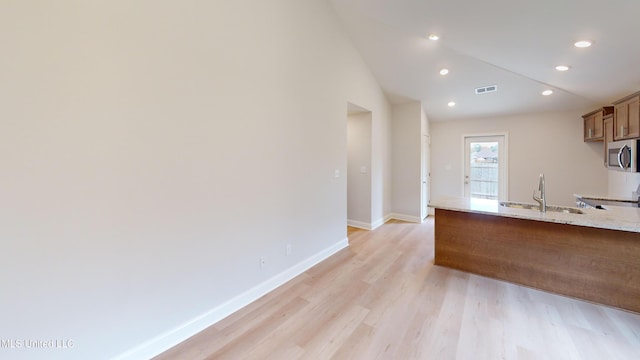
{"left": 532, "top": 173, "right": 546, "bottom": 212}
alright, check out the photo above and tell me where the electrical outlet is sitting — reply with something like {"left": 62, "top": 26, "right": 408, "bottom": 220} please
{"left": 260, "top": 257, "right": 266, "bottom": 269}
{"left": 286, "top": 244, "right": 292, "bottom": 256}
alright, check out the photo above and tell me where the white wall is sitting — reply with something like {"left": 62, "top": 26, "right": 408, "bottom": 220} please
{"left": 373, "top": 106, "right": 393, "bottom": 227}
{"left": 0, "top": 1, "right": 391, "bottom": 359}
{"left": 347, "top": 112, "right": 372, "bottom": 227}
{"left": 421, "top": 108, "right": 432, "bottom": 217}
{"left": 431, "top": 110, "right": 608, "bottom": 206}
{"left": 391, "top": 102, "right": 423, "bottom": 221}
{"left": 608, "top": 172, "right": 640, "bottom": 198}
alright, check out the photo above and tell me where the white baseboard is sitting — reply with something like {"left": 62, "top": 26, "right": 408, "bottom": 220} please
{"left": 371, "top": 216, "right": 387, "bottom": 230}
{"left": 113, "top": 237, "right": 349, "bottom": 360}
{"left": 347, "top": 217, "right": 393, "bottom": 231}
{"left": 387, "top": 213, "right": 422, "bottom": 224}
{"left": 347, "top": 219, "right": 373, "bottom": 230}
{"left": 349, "top": 214, "right": 423, "bottom": 231}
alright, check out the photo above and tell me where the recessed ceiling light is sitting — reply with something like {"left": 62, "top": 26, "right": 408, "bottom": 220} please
{"left": 574, "top": 40, "right": 592, "bottom": 48}
{"left": 542, "top": 90, "right": 554, "bottom": 96}
{"left": 440, "top": 68, "right": 449, "bottom": 75}
{"left": 448, "top": 101, "right": 456, "bottom": 107}
{"left": 555, "top": 65, "right": 570, "bottom": 71}
{"left": 428, "top": 34, "right": 439, "bottom": 41}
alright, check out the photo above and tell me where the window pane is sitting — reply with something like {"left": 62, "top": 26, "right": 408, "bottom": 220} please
{"left": 469, "top": 142, "right": 498, "bottom": 200}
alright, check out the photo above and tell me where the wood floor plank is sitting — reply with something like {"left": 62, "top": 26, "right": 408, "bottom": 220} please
{"left": 296, "top": 305, "right": 370, "bottom": 359}
{"left": 205, "top": 296, "right": 310, "bottom": 359}
{"left": 155, "top": 218, "right": 640, "bottom": 360}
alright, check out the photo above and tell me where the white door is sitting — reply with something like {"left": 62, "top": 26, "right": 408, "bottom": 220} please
{"left": 464, "top": 134, "right": 508, "bottom": 200}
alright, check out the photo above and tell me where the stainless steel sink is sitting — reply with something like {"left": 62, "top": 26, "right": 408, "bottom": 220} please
{"left": 499, "top": 201, "right": 585, "bottom": 214}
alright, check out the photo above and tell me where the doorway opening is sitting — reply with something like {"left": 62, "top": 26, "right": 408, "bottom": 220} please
{"left": 464, "top": 134, "right": 508, "bottom": 200}
{"left": 347, "top": 103, "right": 372, "bottom": 230}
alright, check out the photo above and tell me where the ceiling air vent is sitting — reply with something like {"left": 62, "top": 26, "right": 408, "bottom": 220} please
{"left": 475, "top": 85, "right": 497, "bottom": 94}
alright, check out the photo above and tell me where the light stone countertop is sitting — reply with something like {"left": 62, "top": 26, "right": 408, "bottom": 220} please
{"left": 574, "top": 193, "right": 638, "bottom": 203}
{"left": 429, "top": 197, "right": 640, "bottom": 233}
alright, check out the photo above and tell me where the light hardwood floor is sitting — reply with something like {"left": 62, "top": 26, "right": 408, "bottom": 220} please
{"left": 155, "top": 218, "right": 640, "bottom": 359}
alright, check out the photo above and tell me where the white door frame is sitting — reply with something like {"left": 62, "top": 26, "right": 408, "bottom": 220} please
{"left": 462, "top": 132, "right": 509, "bottom": 200}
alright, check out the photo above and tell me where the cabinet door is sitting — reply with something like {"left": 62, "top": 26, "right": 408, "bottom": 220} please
{"left": 584, "top": 115, "right": 595, "bottom": 140}
{"left": 614, "top": 102, "right": 629, "bottom": 140}
{"left": 604, "top": 117, "right": 614, "bottom": 167}
{"left": 628, "top": 97, "right": 640, "bottom": 138}
{"left": 593, "top": 112, "right": 604, "bottom": 138}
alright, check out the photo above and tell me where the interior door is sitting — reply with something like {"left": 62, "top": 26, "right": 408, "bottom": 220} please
{"left": 464, "top": 135, "right": 507, "bottom": 200}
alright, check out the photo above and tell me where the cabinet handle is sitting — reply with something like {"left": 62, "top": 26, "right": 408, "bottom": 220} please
{"left": 588, "top": 128, "right": 593, "bottom": 138}
{"left": 620, "top": 126, "right": 626, "bottom": 137}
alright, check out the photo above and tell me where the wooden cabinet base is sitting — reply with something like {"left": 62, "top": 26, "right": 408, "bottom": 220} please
{"left": 434, "top": 209, "right": 640, "bottom": 313}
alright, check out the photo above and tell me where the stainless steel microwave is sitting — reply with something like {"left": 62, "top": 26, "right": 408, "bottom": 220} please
{"left": 608, "top": 139, "right": 640, "bottom": 172}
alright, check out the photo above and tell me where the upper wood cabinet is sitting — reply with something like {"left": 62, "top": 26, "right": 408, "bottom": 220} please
{"left": 603, "top": 116, "right": 614, "bottom": 167}
{"left": 613, "top": 91, "right": 640, "bottom": 140}
{"left": 583, "top": 106, "right": 613, "bottom": 142}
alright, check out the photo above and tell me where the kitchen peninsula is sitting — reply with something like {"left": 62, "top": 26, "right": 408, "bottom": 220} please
{"left": 430, "top": 198, "right": 640, "bottom": 313}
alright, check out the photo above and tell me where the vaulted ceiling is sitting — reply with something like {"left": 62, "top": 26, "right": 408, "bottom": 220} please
{"left": 330, "top": 0, "right": 640, "bottom": 121}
